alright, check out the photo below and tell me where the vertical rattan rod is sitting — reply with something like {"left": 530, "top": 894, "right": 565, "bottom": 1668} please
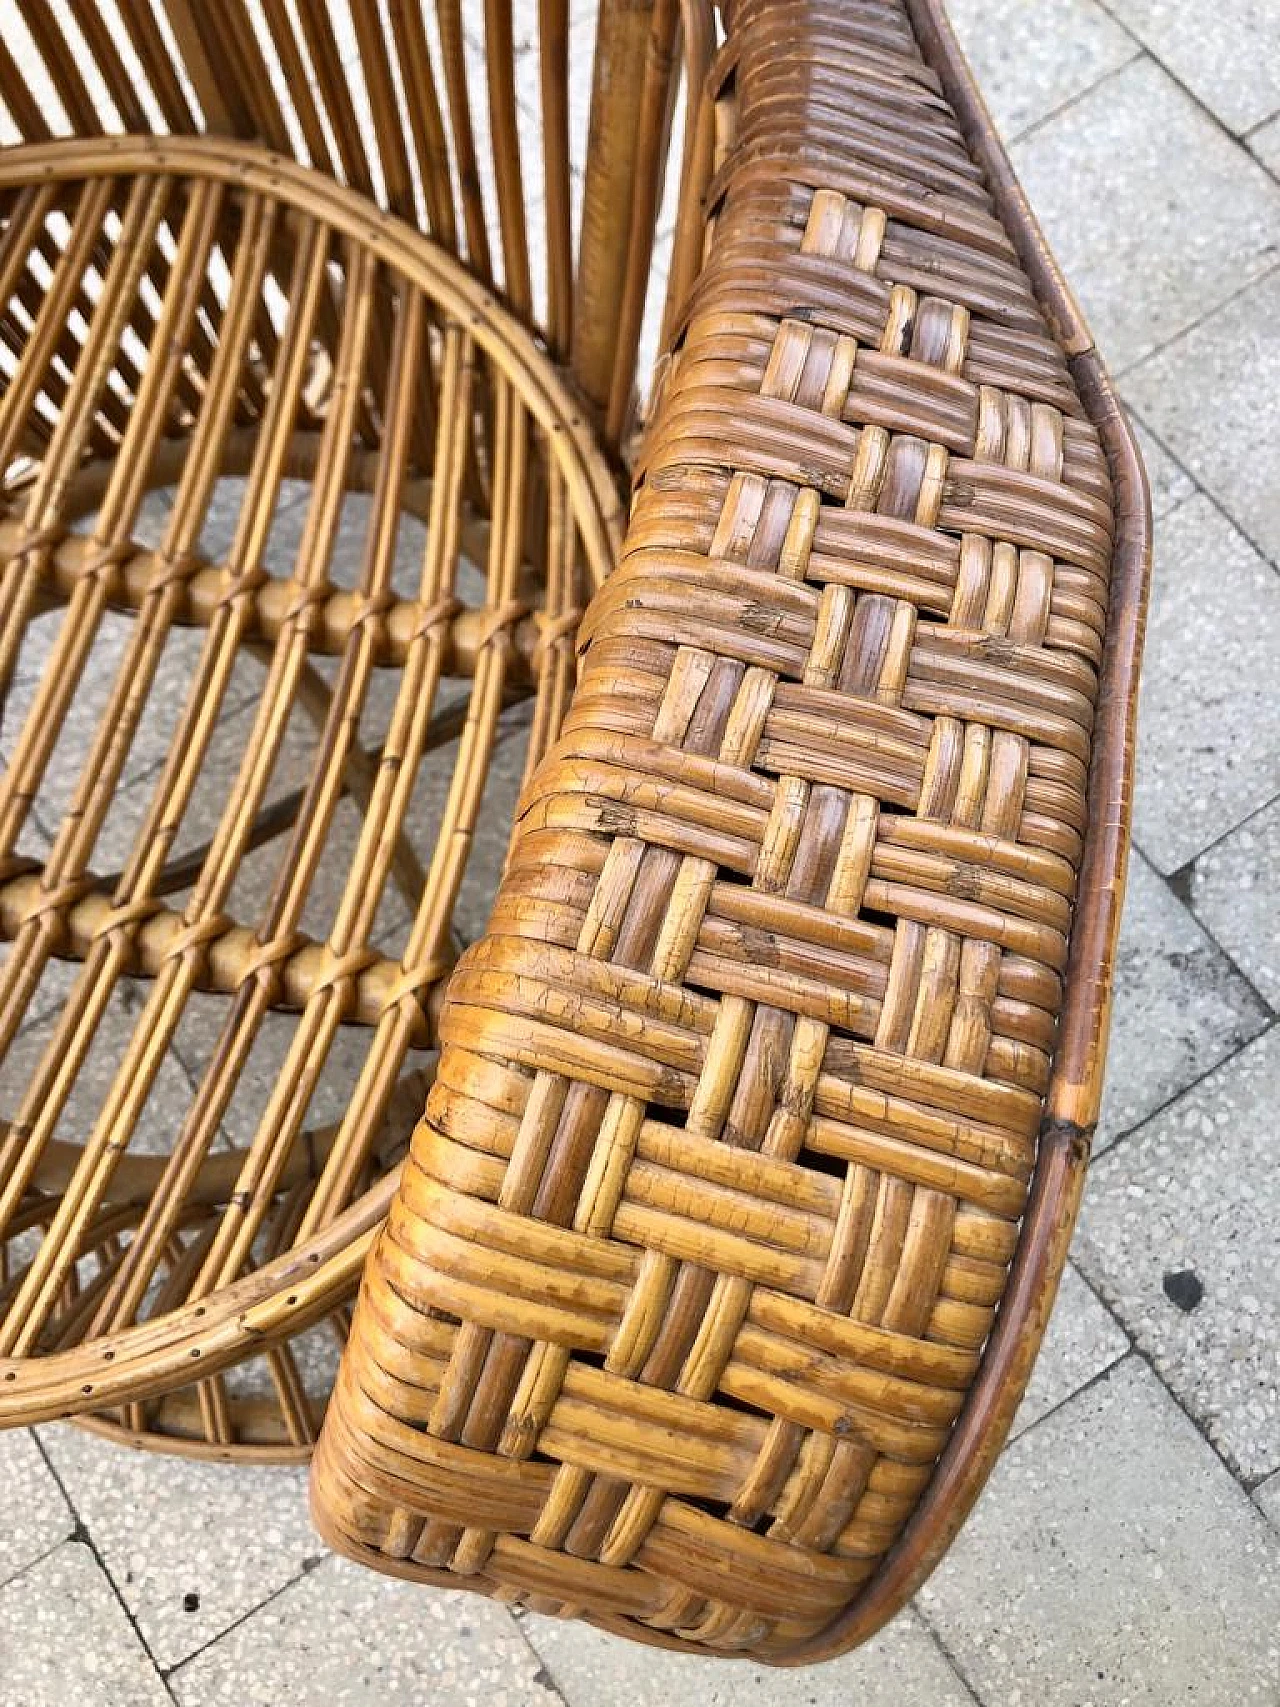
{"left": 0, "top": 31, "right": 54, "bottom": 141}
{"left": 0, "top": 191, "right": 279, "bottom": 1280}
{"left": 160, "top": 0, "right": 265, "bottom": 144}
{"left": 387, "top": 0, "right": 459, "bottom": 249}
{"left": 0, "top": 179, "right": 115, "bottom": 501}
{"left": 185, "top": 240, "right": 381, "bottom": 1296}
{"left": 604, "top": 0, "right": 681, "bottom": 445}
{"left": 0, "top": 176, "right": 169, "bottom": 848}
{"left": 348, "top": 1, "right": 417, "bottom": 221}
{"left": 185, "top": 283, "right": 427, "bottom": 1295}
{"left": 113, "top": 0, "right": 199, "bottom": 132}
{"left": 63, "top": 0, "right": 154, "bottom": 132}
{"left": 19, "top": 0, "right": 102, "bottom": 135}
{"left": 257, "top": 0, "right": 344, "bottom": 176}
{"left": 0, "top": 196, "right": 302, "bottom": 1350}
{"left": 660, "top": 2, "right": 717, "bottom": 355}
{"left": 484, "top": 0, "right": 533, "bottom": 318}
{"left": 296, "top": 321, "right": 478, "bottom": 1239}
{"left": 538, "top": 0, "right": 572, "bottom": 361}
{"left": 436, "top": 0, "right": 495, "bottom": 287}
{"left": 571, "top": 0, "right": 659, "bottom": 424}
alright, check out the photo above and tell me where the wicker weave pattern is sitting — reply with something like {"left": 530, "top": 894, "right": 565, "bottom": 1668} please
{"left": 313, "top": 0, "right": 1127, "bottom": 1660}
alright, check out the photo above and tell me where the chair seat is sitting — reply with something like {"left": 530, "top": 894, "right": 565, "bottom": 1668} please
{"left": 0, "top": 135, "right": 621, "bottom": 1457}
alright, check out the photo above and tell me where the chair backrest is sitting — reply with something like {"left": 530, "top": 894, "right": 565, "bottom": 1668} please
{"left": 0, "top": 1, "right": 718, "bottom": 456}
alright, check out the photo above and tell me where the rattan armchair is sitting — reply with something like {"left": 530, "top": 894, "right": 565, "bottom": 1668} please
{"left": 0, "top": 0, "right": 1150, "bottom": 1667}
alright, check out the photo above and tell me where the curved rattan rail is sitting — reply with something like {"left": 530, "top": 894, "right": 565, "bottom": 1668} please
{"left": 310, "top": 0, "right": 1152, "bottom": 1664}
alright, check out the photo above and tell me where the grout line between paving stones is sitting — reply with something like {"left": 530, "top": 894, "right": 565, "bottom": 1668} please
{"left": 1021, "top": 1306, "right": 1134, "bottom": 1439}
{"left": 1159, "top": 867, "right": 1278, "bottom": 1025}
{"left": 1122, "top": 401, "right": 1198, "bottom": 505}
{"left": 940, "top": 49, "right": 1280, "bottom": 605}
{"left": 503, "top": 1609, "right": 576, "bottom": 1707}
{"left": 1132, "top": 832, "right": 1280, "bottom": 1024}
{"left": 1126, "top": 378, "right": 1280, "bottom": 594}
{"left": 0, "top": 1532, "right": 71, "bottom": 1597}
{"left": 1243, "top": 107, "right": 1280, "bottom": 144}
{"left": 160, "top": 1551, "right": 328, "bottom": 1686}
{"left": 1070, "top": 1247, "right": 1280, "bottom": 1496}
{"left": 1250, "top": 1483, "right": 1280, "bottom": 1533}
{"left": 1092, "top": 1017, "right": 1278, "bottom": 1165}
{"left": 908, "top": 1605, "right": 990, "bottom": 1706}
{"left": 911, "top": 1559, "right": 1022, "bottom": 1707}
{"left": 1157, "top": 786, "right": 1280, "bottom": 1020}
{"left": 1161, "top": 785, "right": 1280, "bottom": 881}
{"left": 910, "top": 1335, "right": 1277, "bottom": 1701}
{"left": 1091, "top": 0, "right": 1279, "bottom": 150}
{"left": 161, "top": 1552, "right": 574, "bottom": 1702}
{"left": 1002, "top": 45, "right": 1146, "bottom": 150}
{"left": 1115, "top": 253, "right": 1280, "bottom": 392}
{"left": 31, "top": 1430, "right": 181, "bottom": 1704}
{"left": 5, "top": 26, "right": 1279, "bottom": 1704}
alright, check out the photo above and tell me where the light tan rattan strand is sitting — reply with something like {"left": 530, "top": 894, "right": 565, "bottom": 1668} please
{"left": 310, "top": 0, "right": 1152, "bottom": 1667}
{"left": 0, "top": 0, "right": 714, "bottom": 1457}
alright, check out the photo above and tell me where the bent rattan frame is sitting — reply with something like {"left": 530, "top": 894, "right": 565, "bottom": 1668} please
{"left": 310, "top": 0, "right": 1152, "bottom": 1666}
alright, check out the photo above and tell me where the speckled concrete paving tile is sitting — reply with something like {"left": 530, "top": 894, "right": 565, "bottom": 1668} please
{"left": 946, "top": 0, "right": 1135, "bottom": 141}
{"left": 1252, "top": 114, "right": 1280, "bottom": 176}
{"left": 1075, "top": 1024, "right": 1280, "bottom": 1484}
{"left": 1010, "top": 56, "right": 1280, "bottom": 372}
{"left": 37, "top": 1425, "right": 321, "bottom": 1672}
{"left": 1190, "top": 795, "right": 1280, "bottom": 1009}
{"left": 523, "top": 1604, "right": 975, "bottom": 1706}
{"left": 1129, "top": 495, "right": 1280, "bottom": 874}
{"left": 1103, "top": 0, "right": 1280, "bottom": 135}
{"left": 1126, "top": 266, "right": 1280, "bottom": 564}
{"left": 919, "top": 1358, "right": 1280, "bottom": 1707}
{"left": 1010, "top": 1264, "right": 1129, "bottom": 1439}
{"left": 0, "top": 1429, "right": 74, "bottom": 1590}
{"left": 169, "top": 1556, "right": 558, "bottom": 1707}
{"left": 1257, "top": 1471, "right": 1280, "bottom": 1532}
{"left": 1094, "top": 848, "right": 1269, "bottom": 1149}
{"left": 0, "top": 1540, "right": 171, "bottom": 1707}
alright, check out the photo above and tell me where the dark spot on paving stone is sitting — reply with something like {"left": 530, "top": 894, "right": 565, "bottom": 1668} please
{"left": 1165, "top": 861, "right": 1196, "bottom": 906}
{"left": 182, "top": 1591, "right": 200, "bottom": 1613}
{"left": 1162, "top": 1268, "right": 1204, "bottom": 1313}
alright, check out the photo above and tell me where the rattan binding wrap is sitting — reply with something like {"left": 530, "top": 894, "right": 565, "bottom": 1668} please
{"left": 312, "top": 0, "right": 1152, "bottom": 1663}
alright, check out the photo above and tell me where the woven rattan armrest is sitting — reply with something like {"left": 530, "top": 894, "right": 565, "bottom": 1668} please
{"left": 311, "top": 0, "right": 1152, "bottom": 1662}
